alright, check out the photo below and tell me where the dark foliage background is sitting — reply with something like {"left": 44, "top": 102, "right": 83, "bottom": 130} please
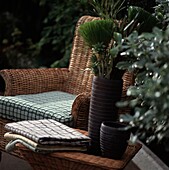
{"left": 0, "top": 0, "right": 156, "bottom": 69}
{"left": 0, "top": 0, "right": 91, "bottom": 68}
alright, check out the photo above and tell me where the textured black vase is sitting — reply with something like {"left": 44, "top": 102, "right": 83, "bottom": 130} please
{"left": 88, "top": 76, "right": 123, "bottom": 155}
{"left": 100, "top": 121, "right": 131, "bottom": 159}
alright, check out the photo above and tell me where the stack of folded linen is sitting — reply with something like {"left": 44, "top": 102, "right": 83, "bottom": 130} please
{"left": 4, "top": 119, "right": 90, "bottom": 153}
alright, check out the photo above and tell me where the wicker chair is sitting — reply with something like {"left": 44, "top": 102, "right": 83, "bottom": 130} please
{"left": 0, "top": 15, "right": 134, "bottom": 160}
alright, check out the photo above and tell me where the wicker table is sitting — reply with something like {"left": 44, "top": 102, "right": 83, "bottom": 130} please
{"left": 16, "top": 129, "right": 142, "bottom": 170}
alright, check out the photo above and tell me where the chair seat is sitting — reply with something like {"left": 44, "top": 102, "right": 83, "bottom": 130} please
{"left": 0, "top": 91, "right": 76, "bottom": 126}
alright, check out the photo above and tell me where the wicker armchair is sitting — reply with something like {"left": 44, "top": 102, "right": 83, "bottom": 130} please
{"left": 0, "top": 16, "right": 134, "bottom": 159}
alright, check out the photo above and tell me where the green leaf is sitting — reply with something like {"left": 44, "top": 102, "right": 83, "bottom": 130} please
{"left": 128, "top": 6, "right": 160, "bottom": 33}
{"left": 116, "top": 101, "right": 129, "bottom": 107}
{"left": 109, "top": 47, "right": 119, "bottom": 58}
{"left": 120, "top": 114, "right": 134, "bottom": 122}
{"left": 113, "top": 32, "right": 122, "bottom": 44}
{"left": 79, "top": 19, "right": 114, "bottom": 47}
{"left": 116, "top": 61, "right": 131, "bottom": 70}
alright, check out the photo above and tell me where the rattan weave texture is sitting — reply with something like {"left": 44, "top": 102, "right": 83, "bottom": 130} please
{"left": 18, "top": 129, "right": 141, "bottom": 170}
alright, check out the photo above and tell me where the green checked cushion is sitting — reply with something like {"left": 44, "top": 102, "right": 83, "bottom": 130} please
{"left": 0, "top": 91, "right": 76, "bottom": 126}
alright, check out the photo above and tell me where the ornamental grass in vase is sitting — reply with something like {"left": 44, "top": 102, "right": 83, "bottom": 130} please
{"left": 79, "top": 19, "right": 124, "bottom": 154}
{"left": 79, "top": 0, "right": 160, "bottom": 155}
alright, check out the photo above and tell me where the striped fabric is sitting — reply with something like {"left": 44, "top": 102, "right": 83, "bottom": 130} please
{"left": 4, "top": 119, "right": 90, "bottom": 153}
{"left": 5, "top": 119, "right": 90, "bottom": 145}
{"left": 0, "top": 91, "right": 76, "bottom": 126}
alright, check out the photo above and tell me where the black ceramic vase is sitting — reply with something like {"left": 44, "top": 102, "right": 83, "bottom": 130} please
{"left": 100, "top": 121, "right": 131, "bottom": 159}
{"left": 88, "top": 76, "right": 123, "bottom": 155}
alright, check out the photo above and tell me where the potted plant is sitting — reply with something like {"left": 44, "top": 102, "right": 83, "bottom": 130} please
{"left": 79, "top": 19, "right": 125, "bottom": 154}
{"left": 78, "top": 0, "right": 161, "bottom": 155}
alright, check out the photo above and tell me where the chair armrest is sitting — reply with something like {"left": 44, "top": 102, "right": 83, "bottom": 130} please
{"left": 71, "top": 92, "right": 91, "bottom": 130}
{"left": 0, "top": 68, "right": 69, "bottom": 96}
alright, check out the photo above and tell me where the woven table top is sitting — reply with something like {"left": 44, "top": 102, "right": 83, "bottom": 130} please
{"left": 17, "top": 129, "right": 142, "bottom": 170}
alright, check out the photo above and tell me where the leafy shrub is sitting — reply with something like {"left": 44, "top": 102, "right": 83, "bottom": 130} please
{"left": 2, "top": 28, "right": 40, "bottom": 68}
{"left": 37, "top": 0, "right": 92, "bottom": 67}
{"left": 0, "top": 0, "right": 45, "bottom": 69}
{"left": 116, "top": 0, "right": 169, "bottom": 151}
{"left": 0, "top": 0, "right": 91, "bottom": 68}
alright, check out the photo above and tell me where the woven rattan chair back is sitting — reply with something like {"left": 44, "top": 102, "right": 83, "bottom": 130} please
{"left": 63, "top": 16, "right": 98, "bottom": 95}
